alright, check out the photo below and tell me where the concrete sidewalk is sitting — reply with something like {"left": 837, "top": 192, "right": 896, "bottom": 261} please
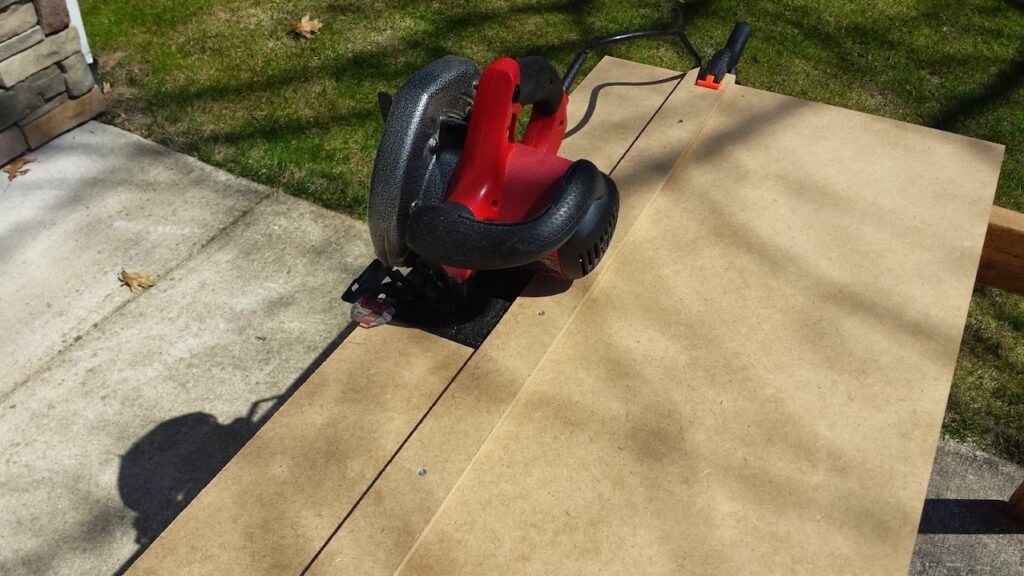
{"left": 0, "top": 122, "right": 1020, "bottom": 575}
{"left": 911, "top": 441, "right": 1024, "bottom": 575}
{"left": 0, "top": 122, "right": 373, "bottom": 575}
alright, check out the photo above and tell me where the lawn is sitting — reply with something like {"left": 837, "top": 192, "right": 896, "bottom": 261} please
{"left": 80, "top": 0, "right": 1024, "bottom": 464}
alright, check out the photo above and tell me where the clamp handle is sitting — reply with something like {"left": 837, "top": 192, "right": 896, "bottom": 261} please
{"left": 696, "top": 21, "right": 752, "bottom": 90}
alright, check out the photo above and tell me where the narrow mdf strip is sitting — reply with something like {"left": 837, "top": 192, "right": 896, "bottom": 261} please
{"left": 396, "top": 85, "right": 1003, "bottom": 573}
{"left": 306, "top": 62, "right": 734, "bottom": 575}
{"left": 124, "top": 325, "right": 472, "bottom": 575}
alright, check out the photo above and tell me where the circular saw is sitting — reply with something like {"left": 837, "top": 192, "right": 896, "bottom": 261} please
{"left": 343, "top": 5, "right": 751, "bottom": 329}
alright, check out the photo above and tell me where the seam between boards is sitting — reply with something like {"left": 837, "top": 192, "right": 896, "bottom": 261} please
{"left": 298, "top": 347, "right": 476, "bottom": 575}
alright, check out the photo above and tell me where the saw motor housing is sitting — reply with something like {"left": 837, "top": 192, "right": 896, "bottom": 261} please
{"left": 368, "top": 55, "right": 619, "bottom": 283}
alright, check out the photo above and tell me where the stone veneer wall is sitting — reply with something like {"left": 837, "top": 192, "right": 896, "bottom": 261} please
{"left": 0, "top": 0, "right": 104, "bottom": 166}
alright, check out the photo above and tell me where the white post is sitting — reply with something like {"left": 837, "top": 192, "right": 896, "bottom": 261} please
{"left": 64, "top": 0, "right": 93, "bottom": 64}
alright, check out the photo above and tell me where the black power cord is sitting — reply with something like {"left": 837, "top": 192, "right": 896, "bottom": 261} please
{"left": 561, "top": 2, "right": 703, "bottom": 93}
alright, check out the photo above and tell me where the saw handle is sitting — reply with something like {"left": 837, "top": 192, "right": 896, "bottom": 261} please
{"left": 405, "top": 159, "right": 611, "bottom": 270}
{"left": 515, "top": 56, "right": 564, "bottom": 116}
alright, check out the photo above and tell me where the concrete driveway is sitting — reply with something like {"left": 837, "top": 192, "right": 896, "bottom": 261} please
{"left": 0, "top": 122, "right": 1020, "bottom": 575}
{"left": 0, "top": 122, "right": 373, "bottom": 574}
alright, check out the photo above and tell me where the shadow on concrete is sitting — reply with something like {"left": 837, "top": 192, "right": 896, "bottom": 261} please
{"left": 918, "top": 498, "right": 1024, "bottom": 535}
{"left": 118, "top": 414, "right": 255, "bottom": 548}
{"left": 112, "top": 322, "right": 358, "bottom": 575}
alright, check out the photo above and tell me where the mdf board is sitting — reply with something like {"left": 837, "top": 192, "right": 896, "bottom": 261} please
{"left": 394, "top": 83, "right": 1005, "bottom": 573}
{"left": 304, "top": 63, "right": 729, "bottom": 575}
{"left": 124, "top": 325, "right": 472, "bottom": 575}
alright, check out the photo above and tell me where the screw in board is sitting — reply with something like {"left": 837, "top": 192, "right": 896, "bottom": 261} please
{"left": 417, "top": 467, "right": 427, "bottom": 477}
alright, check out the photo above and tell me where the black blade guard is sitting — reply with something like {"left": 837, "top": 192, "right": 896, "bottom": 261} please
{"left": 367, "top": 56, "right": 480, "bottom": 267}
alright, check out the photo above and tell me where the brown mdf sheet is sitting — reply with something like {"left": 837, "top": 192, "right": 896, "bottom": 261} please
{"left": 125, "top": 325, "right": 471, "bottom": 575}
{"left": 395, "top": 85, "right": 1004, "bottom": 573}
{"left": 305, "top": 60, "right": 730, "bottom": 575}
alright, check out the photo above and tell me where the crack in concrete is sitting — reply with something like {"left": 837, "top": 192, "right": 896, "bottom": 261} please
{"left": 0, "top": 188, "right": 275, "bottom": 407}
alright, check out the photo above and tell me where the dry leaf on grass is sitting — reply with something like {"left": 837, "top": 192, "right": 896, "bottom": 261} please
{"left": 3, "top": 157, "right": 35, "bottom": 181}
{"left": 102, "top": 81, "right": 111, "bottom": 94}
{"left": 120, "top": 270, "right": 154, "bottom": 293}
{"left": 292, "top": 13, "right": 323, "bottom": 39}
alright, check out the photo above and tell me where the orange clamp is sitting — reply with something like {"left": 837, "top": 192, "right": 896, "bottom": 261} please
{"left": 695, "top": 75, "right": 722, "bottom": 90}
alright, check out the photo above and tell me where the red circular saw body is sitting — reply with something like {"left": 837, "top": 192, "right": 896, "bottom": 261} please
{"left": 442, "top": 58, "right": 573, "bottom": 281}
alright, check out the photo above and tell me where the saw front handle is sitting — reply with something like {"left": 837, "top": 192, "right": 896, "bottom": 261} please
{"left": 406, "top": 159, "right": 612, "bottom": 270}
{"left": 515, "top": 56, "right": 564, "bottom": 116}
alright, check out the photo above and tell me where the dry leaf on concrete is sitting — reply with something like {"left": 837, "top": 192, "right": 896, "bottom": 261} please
{"left": 292, "top": 13, "right": 323, "bottom": 39}
{"left": 120, "top": 270, "right": 155, "bottom": 293}
{"left": 3, "top": 157, "right": 35, "bottom": 181}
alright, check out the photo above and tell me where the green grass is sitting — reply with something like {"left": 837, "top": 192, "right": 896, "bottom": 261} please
{"left": 80, "top": 0, "right": 1024, "bottom": 463}
{"left": 949, "top": 287, "right": 1024, "bottom": 463}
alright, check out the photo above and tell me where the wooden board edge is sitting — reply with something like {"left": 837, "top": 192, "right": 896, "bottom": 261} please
{"left": 977, "top": 206, "right": 1024, "bottom": 296}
